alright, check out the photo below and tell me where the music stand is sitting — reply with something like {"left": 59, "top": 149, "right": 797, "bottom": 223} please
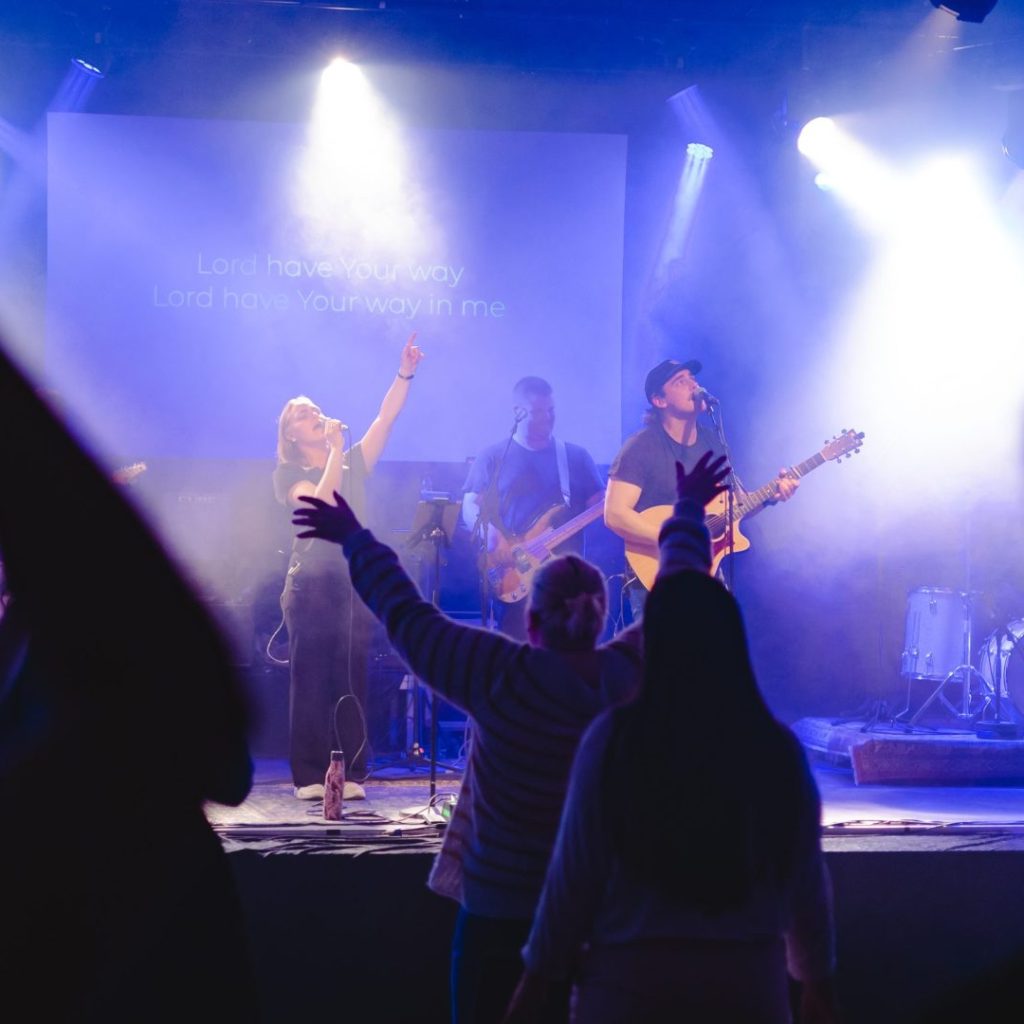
{"left": 405, "top": 494, "right": 460, "bottom": 797}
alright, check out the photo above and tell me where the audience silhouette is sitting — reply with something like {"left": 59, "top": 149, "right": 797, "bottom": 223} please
{"left": 505, "top": 458, "right": 839, "bottom": 1024}
{"left": 0, "top": 341, "right": 257, "bottom": 1022}
{"left": 291, "top": 452, "right": 727, "bottom": 1023}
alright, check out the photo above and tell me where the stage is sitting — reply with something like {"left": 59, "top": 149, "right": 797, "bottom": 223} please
{"left": 211, "top": 753, "right": 1024, "bottom": 851}
{"left": 209, "top": 755, "right": 1024, "bottom": 1023}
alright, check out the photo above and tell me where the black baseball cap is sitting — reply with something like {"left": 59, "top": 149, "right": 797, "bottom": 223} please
{"left": 644, "top": 358, "right": 702, "bottom": 403}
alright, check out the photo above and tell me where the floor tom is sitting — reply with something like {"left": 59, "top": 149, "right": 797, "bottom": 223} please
{"left": 900, "top": 587, "right": 970, "bottom": 681}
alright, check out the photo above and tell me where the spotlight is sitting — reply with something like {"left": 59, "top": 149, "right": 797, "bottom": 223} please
{"left": 796, "top": 117, "right": 838, "bottom": 159}
{"left": 321, "top": 56, "right": 363, "bottom": 89}
{"left": 49, "top": 56, "right": 106, "bottom": 112}
{"left": 929, "top": 1, "right": 998, "bottom": 23}
{"left": 686, "top": 142, "right": 713, "bottom": 161}
{"left": 71, "top": 58, "right": 104, "bottom": 79}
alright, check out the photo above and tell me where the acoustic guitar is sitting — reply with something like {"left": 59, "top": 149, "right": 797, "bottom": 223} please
{"left": 486, "top": 500, "right": 605, "bottom": 604}
{"left": 624, "top": 429, "right": 865, "bottom": 590}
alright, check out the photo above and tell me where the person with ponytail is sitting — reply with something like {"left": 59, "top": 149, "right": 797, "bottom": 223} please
{"left": 506, "top": 456, "right": 838, "bottom": 1024}
{"left": 290, "top": 461, "right": 721, "bottom": 1024}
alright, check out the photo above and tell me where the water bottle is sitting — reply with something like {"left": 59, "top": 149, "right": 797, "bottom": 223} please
{"left": 324, "top": 750, "right": 345, "bottom": 821}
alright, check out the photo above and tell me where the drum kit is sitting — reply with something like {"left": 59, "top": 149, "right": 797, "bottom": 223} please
{"left": 899, "top": 586, "right": 1024, "bottom": 736}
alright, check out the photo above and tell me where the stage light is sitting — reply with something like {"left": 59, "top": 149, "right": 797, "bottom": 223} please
{"left": 321, "top": 56, "right": 364, "bottom": 92}
{"left": 929, "top": 1, "right": 998, "bottom": 22}
{"left": 796, "top": 117, "right": 838, "bottom": 160}
{"left": 655, "top": 137, "right": 714, "bottom": 276}
{"left": 48, "top": 57, "right": 105, "bottom": 113}
{"left": 313, "top": 57, "right": 380, "bottom": 142}
{"left": 808, "top": 144, "right": 1024, "bottom": 517}
{"left": 294, "top": 55, "right": 426, "bottom": 257}
{"left": 796, "top": 118, "right": 903, "bottom": 235}
{"left": 71, "top": 58, "right": 104, "bottom": 79}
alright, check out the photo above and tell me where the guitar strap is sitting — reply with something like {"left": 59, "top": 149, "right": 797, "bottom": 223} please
{"left": 554, "top": 439, "right": 571, "bottom": 507}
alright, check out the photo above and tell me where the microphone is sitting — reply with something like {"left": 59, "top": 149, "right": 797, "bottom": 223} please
{"left": 321, "top": 416, "right": 349, "bottom": 432}
{"left": 694, "top": 387, "right": 719, "bottom": 408}
{"left": 513, "top": 408, "right": 528, "bottom": 424}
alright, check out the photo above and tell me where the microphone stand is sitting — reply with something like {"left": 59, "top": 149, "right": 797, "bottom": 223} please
{"left": 405, "top": 495, "right": 460, "bottom": 796}
{"left": 705, "top": 398, "right": 737, "bottom": 592}
{"left": 469, "top": 412, "right": 524, "bottom": 632}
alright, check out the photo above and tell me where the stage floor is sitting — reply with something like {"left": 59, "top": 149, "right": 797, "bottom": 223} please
{"left": 207, "top": 754, "right": 1024, "bottom": 854}
{"left": 214, "top": 756, "right": 1024, "bottom": 1023}
{"left": 206, "top": 759, "right": 464, "bottom": 855}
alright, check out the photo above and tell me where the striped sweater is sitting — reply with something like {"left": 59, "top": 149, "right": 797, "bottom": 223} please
{"left": 343, "top": 499, "right": 710, "bottom": 920}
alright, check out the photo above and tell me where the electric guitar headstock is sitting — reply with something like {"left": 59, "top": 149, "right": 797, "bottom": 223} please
{"left": 112, "top": 461, "right": 147, "bottom": 486}
{"left": 821, "top": 429, "right": 864, "bottom": 463}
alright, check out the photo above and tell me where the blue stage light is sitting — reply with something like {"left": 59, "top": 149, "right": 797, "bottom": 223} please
{"left": 686, "top": 142, "right": 713, "bottom": 161}
{"left": 71, "top": 58, "right": 105, "bottom": 79}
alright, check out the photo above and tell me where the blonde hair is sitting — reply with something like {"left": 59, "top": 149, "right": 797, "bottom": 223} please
{"left": 276, "top": 395, "right": 315, "bottom": 464}
{"left": 527, "top": 555, "right": 607, "bottom": 652}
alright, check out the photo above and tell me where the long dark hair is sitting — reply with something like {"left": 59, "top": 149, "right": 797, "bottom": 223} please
{"left": 603, "top": 571, "right": 818, "bottom": 913}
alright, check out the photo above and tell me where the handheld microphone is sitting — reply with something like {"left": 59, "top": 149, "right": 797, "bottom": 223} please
{"left": 694, "top": 387, "right": 719, "bottom": 408}
{"left": 321, "top": 416, "right": 349, "bottom": 432}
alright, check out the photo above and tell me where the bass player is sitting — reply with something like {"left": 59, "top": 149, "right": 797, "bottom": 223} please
{"left": 462, "top": 376, "right": 604, "bottom": 639}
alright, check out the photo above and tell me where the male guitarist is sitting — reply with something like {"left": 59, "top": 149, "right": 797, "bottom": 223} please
{"left": 605, "top": 358, "right": 799, "bottom": 616}
{"left": 463, "top": 376, "right": 604, "bottom": 639}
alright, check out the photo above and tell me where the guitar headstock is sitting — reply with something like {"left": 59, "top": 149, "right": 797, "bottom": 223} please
{"left": 112, "top": 461, "right": 148, "bottom": 486}
{"left": 822, "top": 429, "right": 864, "bottom": 463}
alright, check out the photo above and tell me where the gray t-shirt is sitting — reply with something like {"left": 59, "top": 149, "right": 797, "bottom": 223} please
{"left": 609, "top": 425, "right": 726, "bottom": 512}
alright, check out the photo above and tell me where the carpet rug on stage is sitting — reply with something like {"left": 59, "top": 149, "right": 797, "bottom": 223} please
{"left": 794, "top": 716, "right": 1024, "bottom": 785}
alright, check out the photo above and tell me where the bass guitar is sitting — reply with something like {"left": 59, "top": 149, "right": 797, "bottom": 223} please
{"left": 624, "top": 429, "right": 864, "bottom": 590}
{"left": 112, "top": 461, "right": 147, "bottom": 486}
{"left": 486, "top": 500, "right": 605, "bottom": 604}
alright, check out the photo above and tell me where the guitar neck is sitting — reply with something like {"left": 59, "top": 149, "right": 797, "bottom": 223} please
{"left": 526, "top": 500, "right": 605, "bottom": 554}
{"left": 711, "top": 452, "right": 826, "bottom": 530}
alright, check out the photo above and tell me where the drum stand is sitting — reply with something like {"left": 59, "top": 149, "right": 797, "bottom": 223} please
{"left": 900, "top": 661, "right": 987, "bottom": 730}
